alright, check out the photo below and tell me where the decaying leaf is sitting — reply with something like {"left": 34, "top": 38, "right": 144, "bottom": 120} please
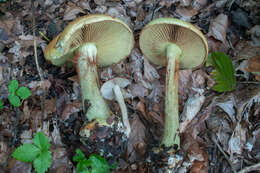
{"left": 208, "top": 14, "right": 228, "bottom": 43}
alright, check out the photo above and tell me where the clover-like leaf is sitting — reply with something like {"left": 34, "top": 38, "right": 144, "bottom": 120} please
{"left": 33, "top": 150, "right": 52, "bottom": 173}
{"left": 16, "top": 86, "right": 31, "bottom": 99}
{"left": 33, "top": 132, "right": 50, "bottom": 151}
{"left": 12, "top": 144, "right": 41, "bottom": 162}
{"left": 8, "top": 95, "right": 21, "bottom": 107}
{"left": 8, "top": 79, "right": 19, "bottom": 95}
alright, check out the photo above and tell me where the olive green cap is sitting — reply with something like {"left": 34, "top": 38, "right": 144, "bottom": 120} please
{"left": 139, "top": 18, "right": 208, "bottom": 69}
{"left": 44, "top": 14, "right": 134, "bottom": 67}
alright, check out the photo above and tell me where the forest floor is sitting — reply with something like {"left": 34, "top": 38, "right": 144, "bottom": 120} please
{"left": 0, "top": 0, "right": 259, "bottom": 173}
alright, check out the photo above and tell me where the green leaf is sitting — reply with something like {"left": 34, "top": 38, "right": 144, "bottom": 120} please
{"left": 33, "top": 132, "right": 50, "bottom": 151}
{"left": 8, "top": 80, "right": 19, "bottom": 95}
{"left": 210, "top": 52, "right": 236, "bottom": 92}
{"left": 12, "top": 144, "right": 41, "bottom": 162}
{"left": 33, "top": 150, "right": 52, "bottom": 173}
{"left": 16, "top": 86, "right": 31, "bottom": 99}
{"left": 8, "top": 95, "right": 20, "bottom": 107}
{"left": 89, "top": 154, "right": 115, "bottom": 173}
{"left": 76, "top": 160, "right": 91, "bottom": 173}
{"left": 73, "top": 149, "right": 86, "bottom": 162}
{"left": 0, "top": 100, "right": 3, "bottom": 110}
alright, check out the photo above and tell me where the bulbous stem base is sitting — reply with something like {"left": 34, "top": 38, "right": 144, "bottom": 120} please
{"left": 76, "top": 43, "right": 111, "bottom": 123}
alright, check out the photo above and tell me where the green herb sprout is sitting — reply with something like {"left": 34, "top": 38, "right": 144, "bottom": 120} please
{"left": 8, "top": 79, "right": 31, "bottom": 107}
{"left": 12, "top": 131, "right": 52, "bottom": 173}
{"left": 73, "top": 149, "right": 117, "bottom": 173}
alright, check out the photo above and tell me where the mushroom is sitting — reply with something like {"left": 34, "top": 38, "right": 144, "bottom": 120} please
{"left": 101, "top": 77, "right": 132, "bottom": 137}
{"left": 139, "top": 18, "right": 208, "bottom": 149}
{"left": 44, "top": 15, "right": 134, "bottom": 126}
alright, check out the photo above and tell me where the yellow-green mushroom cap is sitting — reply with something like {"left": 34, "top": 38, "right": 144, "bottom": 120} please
{"left": 44, "top": 14, "right": 134, "bottom": 67}
{"left": 139, "top": 18, "right": 208, "bottom": 69}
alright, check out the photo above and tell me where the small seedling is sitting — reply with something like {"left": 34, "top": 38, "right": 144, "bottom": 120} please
{"left": 8, "top": 79, "right": 31, "bottom": 107}
{"left": 12, "top": 131, "right": 52, "bottom": 173}
{"left": 0, "top": 99, "right": 3, "bottom": 110}
{"left": 73, "top": 149, "right": 117, "bottom": 173}
{"left": 207, "top": 52, "right": 236, "bottom": 92}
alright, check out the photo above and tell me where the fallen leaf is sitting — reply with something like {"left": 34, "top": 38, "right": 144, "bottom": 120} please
{"left": 191, "top": 0, "right": 208, "bottom": 10}
{"left": 174, "top": 7, "right": 198, "bottom": 22}
{"left": 63, "top": 2, "right": 85, "bottom": 21}
{"left": 127, "top": 115, "right": 146, "bottom": 162}
{"left": 61, "top": 101, "right": 81, "bottom": 120}
{"left": 208, "top": 14, "right": 228, "bottom": 43}
{"left": 249, "top": 25, "right": 260, "bottom": 47}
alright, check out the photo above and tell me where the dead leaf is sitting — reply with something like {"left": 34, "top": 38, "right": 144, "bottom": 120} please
{"left": 244, "top": 55, "right": 260, "bottom": 81}
{"left": 128, "top": 83, "right": 149, "bottom": 98}
{"left": 228, "top": 123, "right": 247, "bottom": 156}
{"left": 208, "top": 14, "right": 228, "bottom": 43}
{"left": 61, "top": 101, "right": 81, "bottom": 120}
{"left": 144, "top": 58, "right": 160, "bottom": 82}
{"left": 127, "top": 115, "right": 146, "bottom": 162}
{"left": 63, "top": 2, "right": 85, "bottom": 21}
{"left": 175, "top": 7, "right": 198, "bottom": 22}
{"left": 191, "top": 0, "right": 208, "bottom": 10}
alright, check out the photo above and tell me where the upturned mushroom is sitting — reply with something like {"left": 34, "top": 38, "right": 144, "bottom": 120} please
{"left": 101, "top": 77, "right": 132, "bottom": 137}
{"left": 139, "top": 18, "right": 208, "bottom": 149}
{"left": 44, "top": 15, "right": 134, "bottom": 126}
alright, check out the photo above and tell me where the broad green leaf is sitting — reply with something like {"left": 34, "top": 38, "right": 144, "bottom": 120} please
{"left": 8, "top": 80, "right": 19, "bottom": 95}
{"left": 0, "top": 100, "right": 3, "bottom": 110}
{"left": 73, "top": 149, "right": 86, "bottom": 162}
{"left": 33, "top": 132, "right": 50, "bottom": 151}
{"left": 210, "top": 52, "right": 236, "bottom": 92}
{"left": 8, "top": 95, "right": 20, "bottom": 107}
{"left": 76, "top": 160, "right": 91, "bottom": 173}
{"left": 33, "top": 150, "right": 52, "bottom": 173}
{"left": 16, "top": 86, "right": 31, "bottom": 99}
{"left": 12, "top": 144, "right": 41, "bottom": 162}
{"left": 89, "top": 154, "right": 115, "bottom": 173}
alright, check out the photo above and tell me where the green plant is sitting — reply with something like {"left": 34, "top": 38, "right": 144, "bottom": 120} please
{"left": 0, "top": 99, "right": 3, "bottom": 110}
{"left": 8, "top": 79, "right": 31, "bottom": 107}
{"left": 73, "top": 149, "right": 117, "bottom": 173}
{"left": 12, "top": 131, "right": 52, "bottom": 173}
{"left": 207, "top": 52, "right": 236, "bottom": 92}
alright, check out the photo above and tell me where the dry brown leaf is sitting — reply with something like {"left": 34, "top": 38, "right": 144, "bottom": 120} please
{"left": 175, "top": 7, "right": 198, "bottom": 22}
{"left": 208, "top": 14, "right": 228, "bottom": 43}
{"left": 127, "top": 115, "right": 146, "bottom": 162}
{"left": 61, "top": 101, "right": 81, "bottom": 120}
{"left": 244, "top": 55, "right": 260, "bottom": 81}
{"left": 144, "top": 58, "right": 160, "bottom": 82}
{"left": 183, "top": 133, "right": 209, "bottom": 173}
{"left": 63, "top": 2, "right": 85, "bottom": 21}
{"left": 191, "top": 0, "right": 208, "bottom": 10}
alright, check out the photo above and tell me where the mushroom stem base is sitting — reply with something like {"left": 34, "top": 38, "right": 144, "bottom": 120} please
{"left": 76, "top": 43, "right": 111, "bottom": 123}
{"left": 161, "top": 43, "right": 182, "bottom": 149}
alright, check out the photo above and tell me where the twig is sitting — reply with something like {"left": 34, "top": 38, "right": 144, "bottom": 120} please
{"left": 210, "top": 133, "right": 237, "bottom": 173}
{"left": 238, "top": 162, "right": 260, "bottom": 173}
{"left": 31, "top": 0, "right": 45, "bottom": 127}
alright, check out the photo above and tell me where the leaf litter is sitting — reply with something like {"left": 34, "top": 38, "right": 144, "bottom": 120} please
{"left": 0, "top": 0, "right": 260, "bottom": 172}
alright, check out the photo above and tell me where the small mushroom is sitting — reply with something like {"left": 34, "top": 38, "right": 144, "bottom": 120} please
{"left": 139, "top": 18, "right": 208, "bottom": 149}
{"left": 44, "top": 15, "right": 134, "bottom": 126}
{"left": 101, "top": 77, "right": 131, "bottom": 137}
